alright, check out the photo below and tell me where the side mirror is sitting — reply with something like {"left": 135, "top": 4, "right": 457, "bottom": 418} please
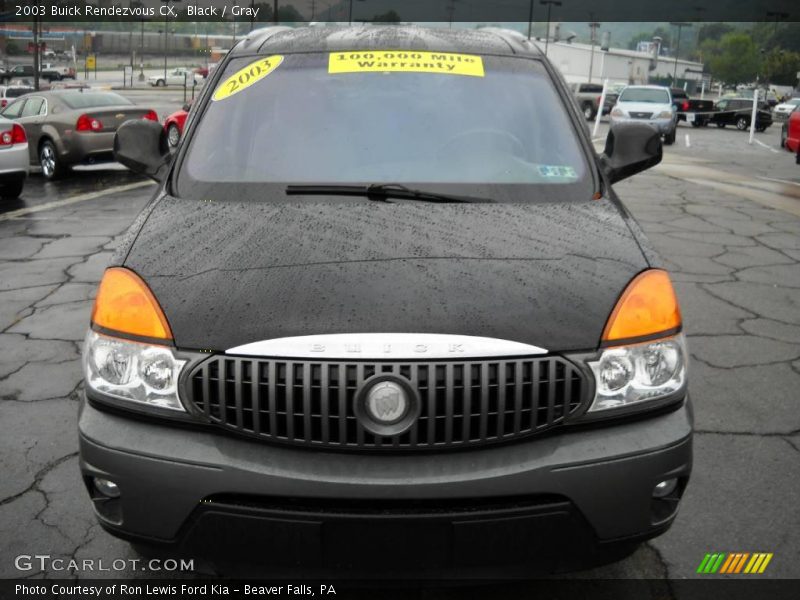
{"left": 182, "top": 103, "right": 190, "bottom": 112}
{"left": 599, "top": 124, "right": 662, "bottom": 184}
{"left": 114, "top": 119, "right": 171, "bottom": 181}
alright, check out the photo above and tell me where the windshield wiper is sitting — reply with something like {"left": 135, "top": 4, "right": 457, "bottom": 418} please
{"left": 285, "top": 183, "right": 495, "bottom": 204}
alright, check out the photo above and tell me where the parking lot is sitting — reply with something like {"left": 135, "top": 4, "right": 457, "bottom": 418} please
{"left": 0, "top": 90, "right": 798, "bottom": 586}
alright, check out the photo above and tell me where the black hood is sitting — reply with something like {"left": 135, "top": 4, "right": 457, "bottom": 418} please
{"left": 121, "top": 197, "right": 649, "bottom": 352}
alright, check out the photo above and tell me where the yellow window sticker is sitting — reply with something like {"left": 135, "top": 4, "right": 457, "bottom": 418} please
{"left": 328, "top": 51, "right": 484, "bottom": 77}
{"left": 213, "top": 55, "right": 284, "bottom": 101}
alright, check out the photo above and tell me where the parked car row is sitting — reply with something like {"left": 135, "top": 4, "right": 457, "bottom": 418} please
{"left": 0, "top": 90, "right": 157, "bottom": 199}
{"left": 0, "top": 64, "right": 76, "bottom": 84}
{"left": 573, "top": 83, "right": 776, "bottom": 139}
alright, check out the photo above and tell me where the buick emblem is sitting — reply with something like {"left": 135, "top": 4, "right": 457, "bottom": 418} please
{"left": 355, "top": 375, "right": 420, "bottom": 436}
{"left": 366, "top": 381, "right": 408, "bottom": 424}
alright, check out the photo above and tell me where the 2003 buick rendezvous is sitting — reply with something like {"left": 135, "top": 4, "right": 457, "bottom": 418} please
{"left": 79, "top": 26, "right": 692, "bottom": 575}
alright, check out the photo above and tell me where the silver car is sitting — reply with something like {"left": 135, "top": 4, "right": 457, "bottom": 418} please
{"left": 610, "top": 85, "right": 678, "bottom": 145}
{"left": 0, "top": 114, "right": 29, "bottom": 199}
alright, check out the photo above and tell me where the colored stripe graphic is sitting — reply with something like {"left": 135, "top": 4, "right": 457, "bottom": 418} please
{"left": 697, "top": 553, "right": 726, "bottom": 573}
{"left": 719, "top": 553, "right": 736, "bottom": 573}
{"left": 700, "top": 552, "right": 773, "bottom": 574}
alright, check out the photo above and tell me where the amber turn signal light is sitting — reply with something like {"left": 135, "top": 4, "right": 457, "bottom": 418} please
{"left": 91, "top": 267, "right": 173, "bottom": 340}
{"left": 602, "top": 269, "right": 682, "bottom": 343}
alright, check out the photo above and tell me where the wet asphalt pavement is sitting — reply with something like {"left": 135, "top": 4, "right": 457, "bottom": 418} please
{"left": 0, "top": 115, "right": 799, "bottom": 589}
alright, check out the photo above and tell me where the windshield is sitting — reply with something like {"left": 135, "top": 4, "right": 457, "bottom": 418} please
{"left": 619, "top": 88, "right": 670, "bottom": 103}
{"left": 59, "top": 92, "right": 132, "bottom": 109}
{"left": 177, "top": 52, "right": 592, "bottom": 202}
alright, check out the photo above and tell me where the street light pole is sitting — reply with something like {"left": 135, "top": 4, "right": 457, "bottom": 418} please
{"left": 588, "top": 19, "right": 599, "bottom": 83}
{"left": 670, "top": 22, "right": 692, "bottom": 83}
{"left": 540, "top": 0, "right": 562, "bottom": 57}
{"left": 527, "top": 0, "right": 534, "bottom": 40}
{"left": 160, "top": 0, "right": 182, "bottom": 81}
{"left": 139, "top": 18, "right": 145, "bottom": 81}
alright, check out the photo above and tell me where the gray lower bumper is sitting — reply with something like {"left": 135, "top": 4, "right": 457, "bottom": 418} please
{"left": 79, "top": 395, "right": 693, "bottom": 556}
{"left": 610, "top": 118, "right": 675, "bottom": 134}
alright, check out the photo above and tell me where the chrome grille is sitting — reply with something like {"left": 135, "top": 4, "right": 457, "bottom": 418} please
{"left": 186, "top": 356, "right": 587, "bottom": 451}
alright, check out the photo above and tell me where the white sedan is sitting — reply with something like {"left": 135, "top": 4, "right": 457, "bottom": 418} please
{"left": 149, "top": 68, "right": 203, "bottom": 87}
{"left": 774, "top": 98, "right": 800, "bottom": 120}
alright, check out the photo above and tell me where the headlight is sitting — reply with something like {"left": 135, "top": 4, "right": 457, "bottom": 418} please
{"left": 611, "top": 107, "right": 625, "bottom": 117}
{"left": 655, "top": 110, "right": 674, "bottom": 119}
{"left": 587, "top": 333, "right": 687, "bottom": 414}
{"left": 83, "top": 330, "right": 186, "bottom": 411}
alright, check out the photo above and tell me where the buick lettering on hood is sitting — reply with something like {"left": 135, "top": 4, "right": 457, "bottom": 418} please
{"left": 79, "top": 26, "right": 692, "bottom": 576}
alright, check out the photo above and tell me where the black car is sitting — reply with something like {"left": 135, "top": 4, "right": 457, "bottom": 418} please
{"left": 0, "top": 64, "right": 61, "bottom": 84}
{"left": 711, "top": 97, "right": 773, "bottom": 131}
{"left": 80, "top": 26, "right": 692, "bottom": 576}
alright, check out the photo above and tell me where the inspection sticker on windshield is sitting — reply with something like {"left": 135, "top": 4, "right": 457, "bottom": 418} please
{"left": 538, "top": 165, "right": 577, "bottom": 179}
{"left": 328, "top": 51, "right": 484, "bottom": 77}
{"left": 213, "top": 55, "right": 284, "bottom": 101}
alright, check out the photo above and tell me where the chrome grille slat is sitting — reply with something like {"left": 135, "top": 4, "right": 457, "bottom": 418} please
{"left": 187, "top": 355, "right": 587, "bottom": 451}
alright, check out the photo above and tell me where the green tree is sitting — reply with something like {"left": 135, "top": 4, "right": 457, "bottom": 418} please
{"left": 702, "top": 32, "right": 760, "bottom": 86}
{"left": 762, "top": 49, "right": 800, "bottom": 86}
{"left": 696, "top": 23, "right": 734, "bottom": 45}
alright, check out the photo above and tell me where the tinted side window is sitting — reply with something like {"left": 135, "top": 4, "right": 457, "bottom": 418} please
{"left": 2, "top": 99, "right": 25, "bottom": 118}
{"left": 21, "top": 97, "right": 43, "bottom": 117}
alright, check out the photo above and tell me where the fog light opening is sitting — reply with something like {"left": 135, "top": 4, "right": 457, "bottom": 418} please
{"left": 94, "top": 477, "right": 121, "bottom": 499}
{"left": 653, "top": 478, "right": 678, "bottom": 498}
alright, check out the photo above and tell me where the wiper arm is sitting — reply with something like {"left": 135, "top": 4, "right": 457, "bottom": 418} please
{"left": 285, "top": 183, "right": 494, "bottom": 204}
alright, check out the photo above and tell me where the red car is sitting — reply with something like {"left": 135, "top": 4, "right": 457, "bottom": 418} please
{"left": 163, "top": 103, "right": 189, "bottom": 148}
{"left": 780, "top": 107, "right": 800, "bottom": 164}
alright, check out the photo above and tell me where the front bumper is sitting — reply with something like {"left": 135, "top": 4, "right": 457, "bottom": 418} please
{"left": 79, "top": 395, "right": 693, "bottom": 575}
{"left": 609, "top": 116, "right": 675, "bottom": 134}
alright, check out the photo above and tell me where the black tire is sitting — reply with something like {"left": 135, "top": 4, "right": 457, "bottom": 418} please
{"left": 167, "top": 123, "right": 181, "bottom": 148}
{"left": 582, "top": 103, "right": 596, "bottom": 121}
{"left": 157, "top": 79, "right": 166, "bottom": 87}
{"left": 716, "top": 122, "right": 725, "bottom": 128}
{"left": 39, "top": 139, "right": 65, "bottom": 180}
{"left": 736, "top": 117, "right": 749, "bottom": 131}
{"left": 690, "top": 121, "right": 702, "bottom": 128}
{"left": 663, "top": 129, "right": 676, "bottom": 145}
{"left": 781, "top": 128, "right": 788, "bottom": 148}
{"left": 0, "top": 178, "right": 24, "bottom": 200}
{"left": 756, "top": 125, "right": 767, "bottom": 133}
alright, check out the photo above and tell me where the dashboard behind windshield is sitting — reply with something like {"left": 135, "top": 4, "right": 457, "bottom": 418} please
{"left": 177, "top": 52, "right": 594, "bottom": 202}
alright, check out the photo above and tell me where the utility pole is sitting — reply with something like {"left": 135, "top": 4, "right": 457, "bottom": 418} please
{"left": 670, "top": 22, "right": 692, "bottom": 83}
{"left": 588, "top": 19, "right": 599, "bottom": 83}
{"left": 527, "top": 0, "right": 534, "bottom": 39}
{"left": 273, "top": 0, "right": 278, "bottom": 23}
{"left": 139, "top": 18, "right": 145, "bottom": 81}
{"left": 540, "top": 0, "right": 562, "bottom": 57}
{"left": 32, "top": 5, "right": 41, "bottom": 91}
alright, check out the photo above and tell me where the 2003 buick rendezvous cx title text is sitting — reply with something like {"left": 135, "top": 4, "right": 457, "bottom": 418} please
{"left": 79, "top": 26, "right": 692, "bottom": 576}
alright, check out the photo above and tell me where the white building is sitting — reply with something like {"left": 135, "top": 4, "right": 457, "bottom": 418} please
{"left": 538, "top": 39, "right": 705, "bottom": 90}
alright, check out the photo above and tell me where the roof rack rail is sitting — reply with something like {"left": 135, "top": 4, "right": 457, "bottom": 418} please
{"left": 478, "top": 27, "right": 541, "bottom": 55}
{"left": 235, "top": 26, "right": 294, "bottom": 53}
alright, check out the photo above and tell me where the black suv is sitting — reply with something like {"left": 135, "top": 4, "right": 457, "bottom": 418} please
{"left": 80, "top": 26, "right": 692, "bottom": 576}
{"left": 711, "top": 97, "right": 773, "bottom": 131}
